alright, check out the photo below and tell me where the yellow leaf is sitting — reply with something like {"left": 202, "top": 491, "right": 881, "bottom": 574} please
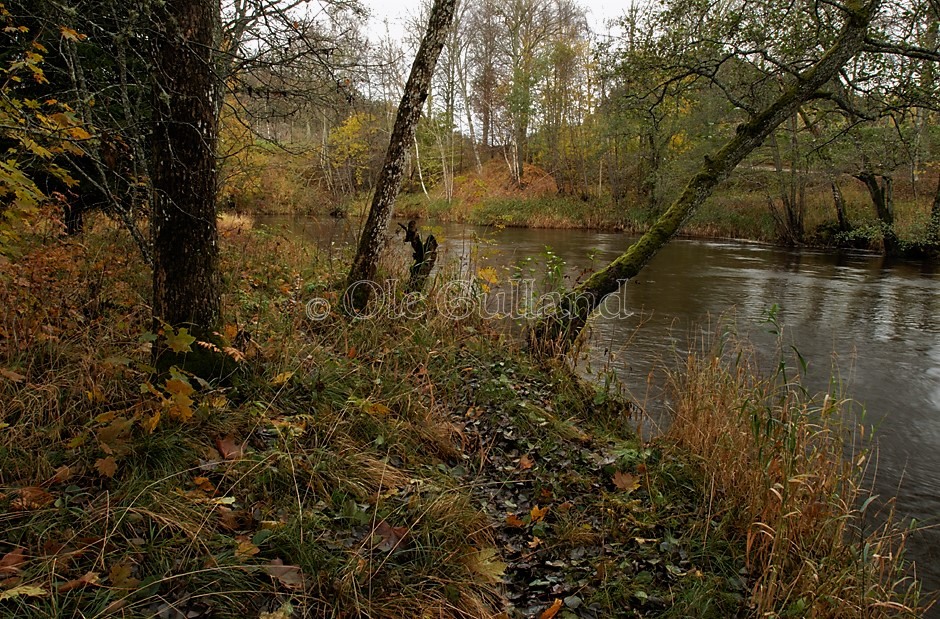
{"left": 530, "top": 504, "right": 549, "bottom": 523}
{"left": 271, "top": 371, "right": 294, "bottom": 386}
{"left": 67, "top": 126, "right": 92, "bottom": 141}
{"left": 464, "top": 548, "right": 505, "bottom": 583}
{"left": 95, "top": 456, "right": 118, "bottom": 478}
{"left": 142, "top": 412, "right": 161, "bottom": 434}
{"left": 164, "top": 378, "right": 194, "bottom": 398}
{"left": 0, "top": 585, "right": 47, "bottom": 601}
{"left": 235, "top": 536, "right": 259, "bottom": 558}
{"left": 59, "top": 26, "right": 86, "bottom": 41}
{"left": 108, "top": 562, "right": 139, "bottom": 589}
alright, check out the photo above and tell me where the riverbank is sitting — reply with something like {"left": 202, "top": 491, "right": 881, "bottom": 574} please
{"left": 237, "top": 157, "right": 938, "bottom": 256}
{"left": 0, "top": 223, "right": 926, "bottom": 617}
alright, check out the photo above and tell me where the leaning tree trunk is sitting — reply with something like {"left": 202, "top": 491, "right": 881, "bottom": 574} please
{"left": 151, "top": 0, "right": 222, "bottom": 357}
{"left": 533, "top": 0, "right": 879, "bottom": 353}
{"left": 345, "top": 0, "right": 457, "bottom": 312}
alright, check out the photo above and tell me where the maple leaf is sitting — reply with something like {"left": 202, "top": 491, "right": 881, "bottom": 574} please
{"left": 464, "top": 548, "right": 506, "bottom": 583}
{"left": 518, "top": 454, "right": 534, "bottom": 470}
{"left": 164, "top": 378, "right": 194, "bottom": 398}
{"left": 530, "top": 504, "right": 549, "bottom": 523}
{"left": 108, "top": 562, "right": 140, "bottom": 589}
{"left": 95, "top": 456, "right": 118, "bottom": 478}
{"left": 613, "top": 470, "right": 640, "bottom": 493}
{"left": 142, "top": 412, "right": 161, "bottom": 434}
{"left": 505, "top": 513, "right": 525, "bottom": 528}
{"left": 193, "top": 476, "right": 215, "bottom": 493}
{"left": 164, "top": 328, "right": 195, "bottom": 353}
{"left": 539, "top": 598, "right": 563, "bottom": 619}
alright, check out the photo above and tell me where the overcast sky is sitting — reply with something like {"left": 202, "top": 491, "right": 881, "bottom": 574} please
{"left": 360, "top": 0, "right": 629, "bottom": 43}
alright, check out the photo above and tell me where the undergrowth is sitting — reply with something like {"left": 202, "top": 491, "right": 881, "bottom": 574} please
{"left": 0, "top": 219, "right": 928, "bottom": 618}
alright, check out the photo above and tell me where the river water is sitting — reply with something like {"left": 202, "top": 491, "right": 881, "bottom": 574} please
{"left": 265, "top": 216, "right": 940, "bottom": 608}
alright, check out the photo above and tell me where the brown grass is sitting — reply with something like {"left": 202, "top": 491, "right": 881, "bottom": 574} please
{"left": 665, "top": 331, "right": 927, "bottom": 617}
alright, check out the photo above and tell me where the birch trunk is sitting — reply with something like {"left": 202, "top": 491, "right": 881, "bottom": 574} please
{"left": 345, "top": 0, "right": 457, "bottom": 311}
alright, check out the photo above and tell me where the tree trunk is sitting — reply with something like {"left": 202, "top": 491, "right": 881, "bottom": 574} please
{"left": 532, "top": 1, "right": 878, "bottom": 352}
{"left": 151, "top": 0, "right": 221, "bottom": 337}
{"left": 345, "top": 0, "right": 457, "bottom": 311}
{"left": 853, "top": 171, "right": 898, "bottom": 254}
{"left": 931, "top": 172, "right": 940, "bottom": 243}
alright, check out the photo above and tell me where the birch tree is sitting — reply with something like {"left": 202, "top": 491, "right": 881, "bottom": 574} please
{"left": 345, "top": 0, "right": 457, "bottom": 311}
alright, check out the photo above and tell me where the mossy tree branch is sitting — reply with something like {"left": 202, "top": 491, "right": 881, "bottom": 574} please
{"left": 532, "top": 0, "right": 881, "bottom": 353}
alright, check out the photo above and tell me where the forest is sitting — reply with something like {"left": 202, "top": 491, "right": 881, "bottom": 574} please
{"left": 0, "top": 0, "right": 937, "bottom": 617}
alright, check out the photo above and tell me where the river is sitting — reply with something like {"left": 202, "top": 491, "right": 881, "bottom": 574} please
{"left": 263, "top": 216, "right": 940, "bottom": 610}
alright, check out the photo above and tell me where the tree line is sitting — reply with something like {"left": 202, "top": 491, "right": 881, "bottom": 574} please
{"left": 1, "top": 0, "right": 938, "bottom": 361}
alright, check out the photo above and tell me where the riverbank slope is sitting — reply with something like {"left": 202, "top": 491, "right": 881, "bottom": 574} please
{"left": 0, "top": 223, "right": 926, "bottom": 617}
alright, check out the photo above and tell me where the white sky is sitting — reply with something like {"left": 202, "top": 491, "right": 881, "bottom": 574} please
{"left": 361, "top": 0, "right": 629, "bottom": 43}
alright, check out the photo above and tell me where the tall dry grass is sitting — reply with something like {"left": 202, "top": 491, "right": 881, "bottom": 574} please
{"left": 665, "top": 330, "right": 927, "bottom": 617}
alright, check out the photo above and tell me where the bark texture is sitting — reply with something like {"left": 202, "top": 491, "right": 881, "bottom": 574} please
{"left": 533, "top": 0, "right": 880, "bottom": 352}
{"left": 345, "top": 0, "right": 458, "bottom": 311}
{"left": 151, "top": 0, "right": 221, "bottom": 333}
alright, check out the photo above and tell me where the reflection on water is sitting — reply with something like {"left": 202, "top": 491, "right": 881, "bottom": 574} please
{"left": 261, "top": 216, "right": 940, "bottom": 606}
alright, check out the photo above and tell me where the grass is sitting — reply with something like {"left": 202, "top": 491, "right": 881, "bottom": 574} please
{"left": 0, "top": 217, "right": 928, "bottom": 617}
{"left": 663, "top": 322, "right": 926, "bottom": 617}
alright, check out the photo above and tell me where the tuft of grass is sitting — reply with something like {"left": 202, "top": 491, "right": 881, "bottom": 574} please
{"left": 663, "top": 327, "right": 927, "bottom": 618}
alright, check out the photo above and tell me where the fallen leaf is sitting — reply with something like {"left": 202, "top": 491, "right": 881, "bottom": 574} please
{"left": 613, "top": 471, "right": 640, "bottom": 493}
{"left": 164, "top": 378, "right": 194, "bottom": 398}
{"left": 260, "top": 602, "right": 295, "bottom": 619}
{"left": 530, "top": 505, "right": 549, "bottom": 523}
{"left": 48, "top": 465, "right": 72, "bottom": 485}
{"left": 0, "top": 548, "right": 26, "bottom": 575}
{"left": 518, "top": 454, "right": 534, "bottom": 470}
{"left": 527, "top": 536, "right": 542, "bottom": 549}
{"left": 539, "top": 598, "right": 563, "bottom": 619}
{"left": 193, "top": 476, "right": 215, "bottom": 493}
{"left": 373, "top": 521, "right": 410, "bottom": 553}
{"left": 271, "top": 371, "right": 294, "bottom": 386}
{"left": 215, "top": 435, "right": 243, "bottom": 460}
{"left": 57, "top": 571, "right": 99, "bottom": 593}
{"left": 142, "top": 412, "right": 161, "bottom": 434}
{"left": 0, "top": 585, "right": 47, "bottom": 601}
{"left": 505, "top": 514, "right": 525, "bottom": 528}
{"left": 0, "top": 368, "right": 26, "bottom": 383}
{"left": 95, "top": 456, "right": 118, "bottom": 478}
{"left": 108, "top": 562, "right": 139, "bottom": 589}
{"left": 235, "top": 535, "right": 259, "bottom": 558}
{"left": 265, "top": 559, "right": 304, "bottom": 589}
{"left": 11, "top": 487, "right": 54, "bottom": 511}
{"left": 465, "top": 548, "right": 506, "bottom": 583}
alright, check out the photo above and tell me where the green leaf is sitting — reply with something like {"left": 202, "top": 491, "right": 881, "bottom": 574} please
{"left": 165, "top": 328, "right": 196, "bottom": 353}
